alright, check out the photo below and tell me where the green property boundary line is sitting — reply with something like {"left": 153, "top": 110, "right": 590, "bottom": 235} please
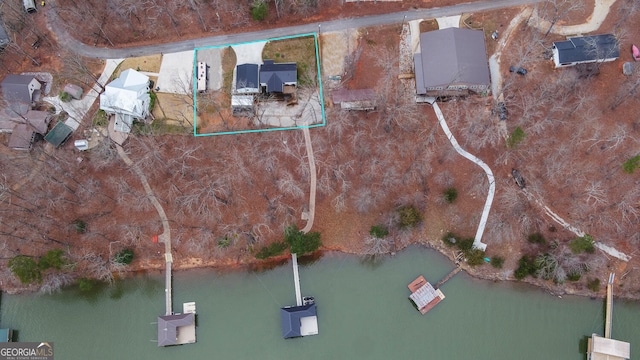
{"left": 192, "top": 32, "right": 326, "bottom": 136}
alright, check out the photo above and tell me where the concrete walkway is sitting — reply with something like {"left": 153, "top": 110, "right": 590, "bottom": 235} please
{"left": 426, "top": 98, "right": 493, "bottom": 251}
{"left": 529, "top": 0, "right": 616, "bottom": 35}
{"left": 300, "top": 125, "right": 317, "bottom": 234}
{"left": 44, "top": 59, "right": 123, "bottom": 130}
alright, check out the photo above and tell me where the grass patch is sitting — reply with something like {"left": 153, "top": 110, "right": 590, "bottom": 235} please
{"left": 507, "top": 126, "right": 526, "bottom": 148}
{"left": 622, "top": 154, "right": 640, "bottom": 174}
{"left": 93, "top": 110, "right": 108, "bottom": 127}
{"left": 255, "top": 242, "right": 287, "bottom": 259}
{"left": 262, "top": 35, "right": 317, "bottom": 86}
{"left": 569, "top": 234, "right": 595, "bottom": 254}
{"left": 490, "top": 256, "right": 504, "bottom": 268}
{"left": 443, "top": 187, "right": 458, "bottom": 203}
{"left": 369, "top": 224, "right": 389, "bottom": 238}
{"left": 221, "top": 46, "right": 237, "bottom": 99}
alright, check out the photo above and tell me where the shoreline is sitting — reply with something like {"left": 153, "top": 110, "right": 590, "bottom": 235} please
{"left": 3, "top": 242, "right": 637, "bottom": 302}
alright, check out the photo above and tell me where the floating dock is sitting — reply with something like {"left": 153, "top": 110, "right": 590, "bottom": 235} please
{"left": 408, "top": 275, "right": 445, "bottom": 315}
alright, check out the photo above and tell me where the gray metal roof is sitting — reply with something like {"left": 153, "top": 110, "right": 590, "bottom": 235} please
{"left": 157, "top": 313, "right": 194, "bottom": 347}
{"left": 553, "top": 34, "right": 619, "bottom": 65}
{"left": 236, "top": 64, "right": 259, "bottom": 91}
{"left": 280, "top": 303, "right": 316, "bottom": 339}
{"left": 44, "top": 122, "right": 72, "bottom": 148}
{"left": 416, "top": 28, "right": 490, "bottom": 90}
{"left": 1, "top": 75, "right": 37, "bottom": 103}
{"left": 260, "top": 60, "right": 297, "bottom": 93}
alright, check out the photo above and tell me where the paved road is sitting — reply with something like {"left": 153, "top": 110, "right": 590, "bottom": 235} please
{"left": 47, "top": 0, "right": 542, "bottom": 59}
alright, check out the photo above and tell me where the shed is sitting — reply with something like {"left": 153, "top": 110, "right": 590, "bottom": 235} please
{"left": 63, "top": 84, "right": 83, "bottom": 100}
{"left": 552, "top": 34, "right": 620, "bottom": 68}
{"left": 236, "top": 64, "right": 259, "bottom": 94}
{"left": 157, "top": 313, "right": 195, "bottom": 347}
{"left": 8, "top": 124, "right": 36, "bottom": 150}
{"left": 280, "top": 303, "right": 318, "bottom": 339}
{"left": 44, "top": 122, "right": 72, "bottom": 148}
{"left": 332, "top": 88, "right": 376, "bottom": 110}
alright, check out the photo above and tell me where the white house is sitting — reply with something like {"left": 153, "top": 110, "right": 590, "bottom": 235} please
{"left": 552, "top": 34, "right": 619, "bottom": 68}
{"left": 100, "top": 69, "right": 151, "bottom": 133}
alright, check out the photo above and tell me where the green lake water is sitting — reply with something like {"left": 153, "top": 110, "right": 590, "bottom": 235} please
{"left": 1, "top": 246, "right": 638, "bottom": 360}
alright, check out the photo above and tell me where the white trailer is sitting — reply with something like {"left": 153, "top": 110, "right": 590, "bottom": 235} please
{"left": 197, "top": 62, "right": 207, "bottom": 92}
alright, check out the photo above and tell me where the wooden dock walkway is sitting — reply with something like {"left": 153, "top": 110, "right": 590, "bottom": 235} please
{"left": 165, "top": 253, "right": 173, "bottom": 316}
{"left": 435, "top": 266, "right": 462, "bottom": 289}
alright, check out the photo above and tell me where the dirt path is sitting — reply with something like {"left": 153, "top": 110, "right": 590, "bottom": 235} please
{"left": 522, "top": 188, "right": 631, "bottom": 262}
{"left": 529, "top": 0, "right": 616, "bottom": 35}
{"left": 301, "top": 125, "right": 317, "bottom": 234}
{"left": 115, "top": 144, "right": 173, "bottom": 313}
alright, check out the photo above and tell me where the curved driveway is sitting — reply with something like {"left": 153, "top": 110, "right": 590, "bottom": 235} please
{"left": 47, "top": 0, "right": 543, "bottom": 59}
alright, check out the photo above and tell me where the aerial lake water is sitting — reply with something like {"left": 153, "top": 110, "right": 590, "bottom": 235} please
{"left": 1, "top": 246, "right": 638, "bottom": 359}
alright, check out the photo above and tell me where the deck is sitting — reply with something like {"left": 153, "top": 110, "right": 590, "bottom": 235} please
{"left": 408, "top": 275, "right": 445, "bottom": 315}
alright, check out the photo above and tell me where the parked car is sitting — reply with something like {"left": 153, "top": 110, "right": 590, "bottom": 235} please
{"left": 509, "top": 66, "right": 527, "bottom": 75}
{"left": 632, "top": 45, "right": 640, "bottom": 61}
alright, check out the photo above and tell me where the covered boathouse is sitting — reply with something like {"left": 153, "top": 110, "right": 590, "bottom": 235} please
{"left": 408, "top": 275, "right": 445, "bottom": 315}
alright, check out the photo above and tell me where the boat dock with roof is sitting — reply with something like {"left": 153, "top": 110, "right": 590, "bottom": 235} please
{"left": 408, "top": 264, "right": 461, "bottom": 315}
{"left": 280, "top": 253, "right": 318, "bottom": 339}
{"left": 587, "top": 273, "right": 630, "bottom": 360}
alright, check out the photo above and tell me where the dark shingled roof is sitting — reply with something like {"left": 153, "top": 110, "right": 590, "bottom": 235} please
{"left": 280, "top": 303, "right": 316, "bottom": 339}
{"left": 260, "top": 60, "right": 297, "bottom": 93}
{"left": 553, "top": 34, "right": 620, "bottom": 65}
{"left": 415, "top": 28, "right": 490, "bottom": 92}
{"left": 236, "top": 64, "right": 259, "bottom": 92}
{"left": 157, "top": 313, "right": 194, "bottom": 347}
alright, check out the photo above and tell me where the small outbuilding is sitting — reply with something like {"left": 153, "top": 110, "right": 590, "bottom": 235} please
{"left": 552, "top": 34, "right": 620, "bottom": 68}
{"left": 332, "top": 88, "right": 376, "bottom": 110}
{"left": 44, "top": 122, "right": 73, "bottom": 148}
{"left": 231, "top": 95, "right": 254, "bottom": 115}
{"left": 63, "top": 84, "right": 83, "bottom": 100}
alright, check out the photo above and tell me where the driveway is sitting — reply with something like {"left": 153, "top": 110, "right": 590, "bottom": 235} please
{"left": 157, "top": 51, "right": 195, "bottom": 95}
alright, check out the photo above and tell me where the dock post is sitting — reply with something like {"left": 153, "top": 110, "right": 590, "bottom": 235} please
{"left": 292, "top": 253, "right": 303, "bottom": 306}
